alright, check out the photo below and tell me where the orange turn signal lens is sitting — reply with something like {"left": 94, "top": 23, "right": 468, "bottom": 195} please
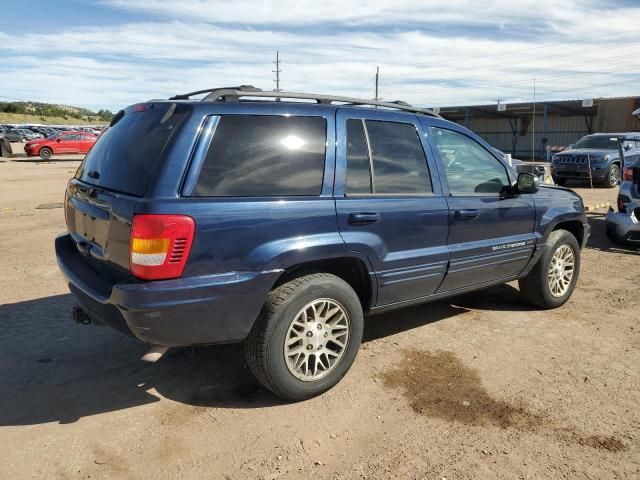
{"left": 131, "top": 238, "right": 170, "bottom": 254}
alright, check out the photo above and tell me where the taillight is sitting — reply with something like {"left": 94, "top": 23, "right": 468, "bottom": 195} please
{"left": 130, "top": 214, "right": 195, "bottom": 280}
{"left": 623, "top": 165, "right": 634, "bottom": 182}
{"left": 617, "top": 195, "right": 630, "bottom": 214}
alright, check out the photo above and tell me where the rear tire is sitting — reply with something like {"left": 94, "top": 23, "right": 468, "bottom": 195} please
{"left": 603, "top": 164, "right": 621, "bottom": 188}
{"left": 244, "top": 273, "right": 363, "bottom": 401}
{"left": 518, "top": 230, "right": 581, "bottom": 309}
{"left": 39, "top": 147, "right": 52, "bottom": 160}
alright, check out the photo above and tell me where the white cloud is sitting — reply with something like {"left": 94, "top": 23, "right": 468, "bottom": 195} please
{"left": 100, "top": 0, "right": 599, "bottom": 28}
{"left": 0, "top": 1, "right": 638, "bottom": 110}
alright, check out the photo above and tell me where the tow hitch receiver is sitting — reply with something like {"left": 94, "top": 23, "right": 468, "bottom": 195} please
{"left": 72, "top": 306, "right": 92, "bottom": 325}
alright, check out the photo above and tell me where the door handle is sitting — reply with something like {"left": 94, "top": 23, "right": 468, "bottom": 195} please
{"left": 454, "top": 209, "right": 479, "bottom": 220}
{"left": 348, "top": 212, "right": 380, "bottom": 226}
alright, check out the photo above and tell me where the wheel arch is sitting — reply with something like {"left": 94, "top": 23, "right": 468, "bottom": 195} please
{"left": 551, "top": 220, "right": 584, "bottom": 248}
{"left": 273, "top": 257, "right": 375, "bottom": 310}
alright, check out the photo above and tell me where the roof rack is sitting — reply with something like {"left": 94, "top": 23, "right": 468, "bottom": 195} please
{"left": 169, "top": 85, "right": 442, "bottom": 118}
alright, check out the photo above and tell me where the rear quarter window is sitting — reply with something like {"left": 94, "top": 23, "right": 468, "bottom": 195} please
{"left": 76, "top": 103, "right": 190, "bottom": 196}
{"left": 194, "top": 115, "right": 327, "bottom": 197}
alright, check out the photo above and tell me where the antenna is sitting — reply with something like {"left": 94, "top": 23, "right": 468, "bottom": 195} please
{"left": 272, "top": 51, "right": 282, "bottom": 93}
{"left": 375, "top": 66, "right": 380, "bottom": 101}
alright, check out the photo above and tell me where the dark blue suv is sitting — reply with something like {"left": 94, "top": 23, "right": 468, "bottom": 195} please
{"left": 56, "top": 86, "right": 590, "bottom": 401}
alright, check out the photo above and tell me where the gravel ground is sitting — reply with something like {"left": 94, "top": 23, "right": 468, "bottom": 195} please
{"left": 0, "top": 160, "right": 638, "bottom": 480}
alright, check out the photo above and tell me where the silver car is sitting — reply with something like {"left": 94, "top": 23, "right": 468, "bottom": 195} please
{"left": 606, "top": 157, "right": 640, "bottom": 244}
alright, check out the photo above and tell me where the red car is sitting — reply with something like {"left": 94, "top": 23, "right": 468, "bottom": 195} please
{"left": 24, "top": 131, "right": 97, "bottom": 159}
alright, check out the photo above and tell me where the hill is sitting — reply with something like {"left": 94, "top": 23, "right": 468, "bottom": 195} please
{"left": 0, "top": 111, "right": 108, "bottom": 126}
{"left": 0, "top": 101, "right": 113, "bottom": 124}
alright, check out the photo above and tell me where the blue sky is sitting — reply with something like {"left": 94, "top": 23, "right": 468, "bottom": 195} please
{"left": 0, "top": 0, "right": 638, "bottom": 111}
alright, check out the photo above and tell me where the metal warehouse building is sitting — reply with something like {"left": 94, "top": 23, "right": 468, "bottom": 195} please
{"left": 438, "top": 96, "right": 640, "bottom": 160}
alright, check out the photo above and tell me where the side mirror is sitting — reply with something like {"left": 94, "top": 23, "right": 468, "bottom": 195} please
{"left": 517, "top": 172, "right": 539, "bottom": 194}
{"left": 56, "top": 138, "right": 61, "bottom": 142}
{"left": 624, "top": 143, "right": 633, "bottom": 151}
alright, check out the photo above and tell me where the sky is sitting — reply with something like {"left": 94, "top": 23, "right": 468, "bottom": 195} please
{"left": 0, "top": 0, "right": 638, "bottom": 112}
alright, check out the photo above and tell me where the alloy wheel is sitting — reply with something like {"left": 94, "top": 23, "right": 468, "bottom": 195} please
{"left": 547, "top": 244, "right": 575, "bottom": 297}
{"left": 283, "top": 298, "right": 350, "bottom": 381}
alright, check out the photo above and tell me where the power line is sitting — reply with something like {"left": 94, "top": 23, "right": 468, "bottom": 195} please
{"left": 382, "top": 28, "right": 639, "bottom": 71}
{"left": 380, "top": 45, "right": 640, "bottom": 87}
{"left": 414, "top": 77, "right": 640, "bottom": 108}
{"left": 381, "top": 38, "right": 639, "bottom": 80}
{"left": 382, "top": 63, "right": 640, "bottom": 95}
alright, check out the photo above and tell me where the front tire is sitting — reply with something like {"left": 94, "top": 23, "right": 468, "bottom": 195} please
{"left": 603, "top": 164, "right": 621, "bottom": 188}
{"left": 244, "top": 273, "right": 364, "bottom": 401}
{"left": 518, "top": 230, "right": 581, "bottom": 309}
{"left": 39, "top": 147, "right": 52, "bottom": 160}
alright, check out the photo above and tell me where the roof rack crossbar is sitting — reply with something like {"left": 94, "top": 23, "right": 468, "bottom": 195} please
{"left": 168, "top": 86, "right": 442, "bottom": 118}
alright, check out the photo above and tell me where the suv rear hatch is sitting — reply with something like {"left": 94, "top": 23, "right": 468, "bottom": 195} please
{"left": 64, "top": 102, "right": 191, "bottom": 281}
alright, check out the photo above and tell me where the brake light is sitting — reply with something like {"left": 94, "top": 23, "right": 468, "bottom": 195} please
{"left": 133, "top": 103, "right": 147, "bottom": 112}
{"left": 617, "top": 196, "right": 625, "bottom": 213}
{"left": 130, "top": 214, "right": 195, "bottom": 280}
{"left": 623, "top": 165, "right": 634, "bottom": 182}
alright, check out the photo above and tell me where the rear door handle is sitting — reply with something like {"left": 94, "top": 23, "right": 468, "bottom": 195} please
{"left": 348, "top": 212, "right": 380, "bottom": 225}
{"left": 454, "top": 209, "right": 479, "bottom": 220}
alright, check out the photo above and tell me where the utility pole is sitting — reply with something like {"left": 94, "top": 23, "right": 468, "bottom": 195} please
{"left": 532, "top": 78, "right": 536, "bottom": 161}
{"left": 272, "top": 51, "right": 282, "bottom": 92}
{"left": 374, "top": 66, "right": 379, "bottom": 101}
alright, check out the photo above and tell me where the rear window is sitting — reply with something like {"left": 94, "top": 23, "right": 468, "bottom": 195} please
{"left": 194, "top": 115, "right": 326, "bottom": 197}
{"left": 76, "top": 103, "right": 190, "bottom": 196}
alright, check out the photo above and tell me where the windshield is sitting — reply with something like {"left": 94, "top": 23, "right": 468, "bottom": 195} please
{"left": 573, "top": 136, "right": 619, "bottom": 150}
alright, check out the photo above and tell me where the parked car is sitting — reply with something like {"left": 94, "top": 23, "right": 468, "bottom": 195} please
{"left": 2, "top": 128, "right": 41, "bottom": 142}
{"left": 56, "top": 87, "right": 590, "bottom": 401}
{"left": 606, "top": 157, "right": 640, "bottom": 244}
{"left": 24, "top": 131, "right": 97, "bottom": 159}
{"left": 551, "top": 133, "right": 640, "bottom": 188}
{"left": 491, "top": 148, "right": 553, "bottom": 186}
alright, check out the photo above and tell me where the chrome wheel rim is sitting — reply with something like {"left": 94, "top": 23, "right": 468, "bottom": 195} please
{"left": 548, "top": 244, "right": 575, "bottom": 297}
{"left": 610, "top": 166, "right": 620, "bottom": 186}
{"left": 284, "top": 298, "right": 350, "bottom": 382}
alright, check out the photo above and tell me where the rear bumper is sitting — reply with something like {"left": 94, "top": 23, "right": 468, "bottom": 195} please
{"left": 606, "top": 208, "right": 640, "bottom": 243}
{"left": 55, "top": 234, "right": 281, "bottom": 347}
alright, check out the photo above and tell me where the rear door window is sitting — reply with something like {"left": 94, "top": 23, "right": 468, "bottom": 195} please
{"left": 76, "top": 102, "right": 190, "bottom": 196}
{"left": 345, "top": 119, "right": 432, "bottom": 195}
{"left": 194, "top": 115, "right": 326, "bottom": 197}
{"left": 345, "top": 120, "right": 372, "bottom": 194}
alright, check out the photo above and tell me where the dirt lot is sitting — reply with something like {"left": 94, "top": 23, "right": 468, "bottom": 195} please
{"left": 1, "top": 159, "right": 638, "bottom": 479}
